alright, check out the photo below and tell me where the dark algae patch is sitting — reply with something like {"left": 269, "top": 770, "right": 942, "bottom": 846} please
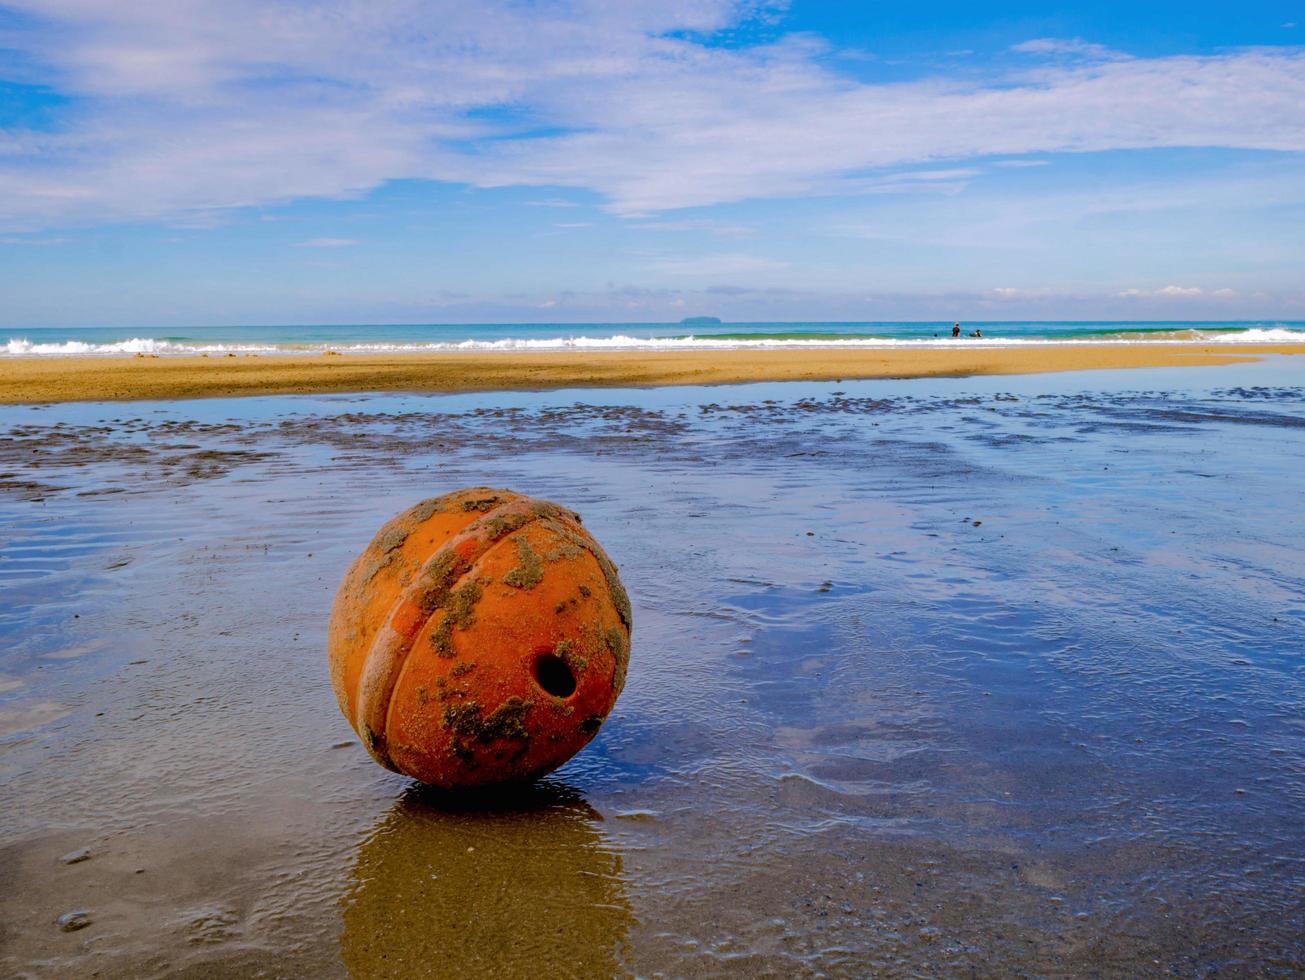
{"left": 405, "top": 496, "right": 447, "bottom": 524}
{"left": 441, "top": 700, "right": 483, "bottom": 738}
{"left": 542, "top": 517, "right": 631, "bottom": 630}
{"left": 429, "top": 579, "right": 483, "bottom": 657}
{"left": 599, "top": 556, "right": 633, "bottom": 633}
{"left": 478, "top": 508, "right": 534, "bottom": 542}
{"left": 555, "top": 639, "right": 588, "bottom": 673}
{"left": 361, "top": 524, "right": 411, "bottom": 583}
{"left": 374, "top": 525, "right": 410, "bottom": 555}
{"left": 7, "top": 389, "right": 1305, "bottom": 507}
{"left": 605, "top": 626, "right": 629, "bottom": 691}
{"left": 417, "top": 551, "right": 462, "bottom": 614}
{"left": 480, "top": 697, "right": 533, "bottom": 742}
{"left": 503, "top": 535, "right": 544, "bottom": 589}
{"left": 442, "top": 697, "right": 533, "bottom": 744}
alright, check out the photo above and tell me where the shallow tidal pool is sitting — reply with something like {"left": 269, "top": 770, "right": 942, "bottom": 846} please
{"left": 2, "top": 359, "right": 1303, "bottom": 977}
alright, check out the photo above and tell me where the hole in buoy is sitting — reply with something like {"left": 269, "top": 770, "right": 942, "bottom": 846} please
{"left": 533, "top": 653, "right": 576, "bottom": 698}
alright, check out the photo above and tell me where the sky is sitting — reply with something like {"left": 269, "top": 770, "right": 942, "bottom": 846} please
{"left": 1, "top": 0, "right": 1303, "bottom": 326}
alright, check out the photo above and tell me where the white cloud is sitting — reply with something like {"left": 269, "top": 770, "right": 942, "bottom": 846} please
{"left": 0, "top": 236, "right": 71, "bottom": 245}
{"left": 1, "top": 3, "right": 1304, "bottom": 228}
{"left": 887, "top": 169, "right": 982, "bottom": 182}
{"left": 526, "top": 198, "right": 584, "bottom": 208}
{"left": 1119, "top": 285, "right": 1210, "bottom": 297}
{"left": 633, "top": 218, "right": 756, "bottom": 237}
{"left": 1010, "top": 38, "right": 1127, "bottom": 61}
{"left": 987, "top": 286, "right": 1059, "bottom": 299}
{"left": 294, "top": 237, "right": 357, "bottom": 247}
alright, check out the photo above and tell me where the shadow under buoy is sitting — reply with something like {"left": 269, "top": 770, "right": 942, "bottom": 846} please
{"left": 339, "top": 779, "right": 634, "bottom": 978}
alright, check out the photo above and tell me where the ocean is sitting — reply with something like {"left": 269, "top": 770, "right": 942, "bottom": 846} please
{"left": 4, "top": 320, "right": 1304, "bottom": 355}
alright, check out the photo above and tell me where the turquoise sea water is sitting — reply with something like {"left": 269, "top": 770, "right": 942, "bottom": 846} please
{"left": 4, "top": 320, "right": 1304, "bottom": 355}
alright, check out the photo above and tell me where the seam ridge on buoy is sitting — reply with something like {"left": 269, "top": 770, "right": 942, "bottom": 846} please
{"left": 353, "top": 496, "right": 550, "bottom": 770}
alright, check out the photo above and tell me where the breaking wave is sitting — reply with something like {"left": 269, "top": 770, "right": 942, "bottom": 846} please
{"left": 4, "top": 326, "right": 1304, "bottom": 356}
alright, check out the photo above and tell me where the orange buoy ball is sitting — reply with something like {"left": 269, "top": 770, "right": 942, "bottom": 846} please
{"left": 328, "top": 488, "right": 631, "bottom": 788}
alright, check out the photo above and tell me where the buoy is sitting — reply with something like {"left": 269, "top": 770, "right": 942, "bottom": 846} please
{"left": 328, "top": 488, "right": 631, "bottom": 788}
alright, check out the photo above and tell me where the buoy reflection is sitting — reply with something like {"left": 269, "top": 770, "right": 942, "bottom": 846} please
{"left": 340, "top": 780, "right": 633, "bottom": 978}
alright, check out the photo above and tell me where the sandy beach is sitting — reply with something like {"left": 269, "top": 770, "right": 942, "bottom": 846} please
{"left": 1, "top": 342, "right": 1301, "bottom": 403}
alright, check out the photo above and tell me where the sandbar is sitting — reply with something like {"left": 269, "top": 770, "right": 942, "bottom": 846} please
{"left": 0, "top": 343, "right": 1301, "bottom": 403}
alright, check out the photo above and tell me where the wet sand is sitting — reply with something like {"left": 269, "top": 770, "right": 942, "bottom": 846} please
{"left": 1, "top": 342, "right": 1302, "bottom": 403}
{"left": 2, "top": 361, "right": 1304, "bottom": 976}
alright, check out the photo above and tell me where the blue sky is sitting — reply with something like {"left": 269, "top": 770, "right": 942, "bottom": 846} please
{"left": 1, "top": 1, "right": 1303, "bottom": 326}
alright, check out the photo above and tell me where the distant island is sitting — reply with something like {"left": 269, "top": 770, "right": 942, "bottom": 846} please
{"left": 679, "top": 316, "right": 723, "bottom": 325}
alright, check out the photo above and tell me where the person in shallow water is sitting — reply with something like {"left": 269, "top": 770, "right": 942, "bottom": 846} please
{"left": 952, "top": 323, "right": 961, "bottom": 337}
{"left": 970, "top": 328, "right": 983, "bottom": 338}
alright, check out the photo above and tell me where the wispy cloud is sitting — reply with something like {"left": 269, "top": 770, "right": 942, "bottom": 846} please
{"left": 0, "top": 3, "right": 1304, "bottom": 228}
{"left": 294, "top": 237, "right": 358, "bottom": 247}
{"left": 1010, "top": 38, "right": 1127, "bottom": 61}
{"left": 525, "top": 198, "right": 584, "bottom": 208}
{"left": 633, "top": 218, "right": 756, "bottom": 237}
{"left": 1118, "top": 285, "right": 1238, "bottom": 298}
{"left": 0, "top": 235, "right": 71, "bottom": 245}
{"left": 986, "top": 286, "right": 1060, "bottom": 299}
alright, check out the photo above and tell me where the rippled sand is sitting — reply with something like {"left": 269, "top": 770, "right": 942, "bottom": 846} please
{"left": 2, "top": 360, "right": 1303, "bottom": 976}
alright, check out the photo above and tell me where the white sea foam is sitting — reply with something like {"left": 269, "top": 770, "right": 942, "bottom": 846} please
{"left": 3, "top": 328, "right": 1304, "bottom": 356}
{"left": 1204, "top": 327, "right": 1303, "bottom": 343}
{"left": 3, "top": 337, "right": 281, "bottom": 356}
{"left": 5, "top": 337, "right": 168, "bottom": 355}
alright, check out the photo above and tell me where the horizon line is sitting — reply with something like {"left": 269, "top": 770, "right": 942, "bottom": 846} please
{"left": 8, "top": 318, "right": 1305, "bottom": 331}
